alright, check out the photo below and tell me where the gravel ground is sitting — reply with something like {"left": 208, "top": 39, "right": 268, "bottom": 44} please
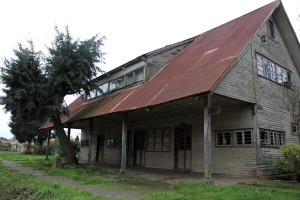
{"left": 0, "top": 158, "right": 142, "bottom": 200}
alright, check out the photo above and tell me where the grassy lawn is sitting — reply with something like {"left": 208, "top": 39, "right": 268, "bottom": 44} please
{"left": 0, "top": 159, "right": 107, "bottom": 200}
{"left": 0, "top": 151, "right": 299, "bottom": 200}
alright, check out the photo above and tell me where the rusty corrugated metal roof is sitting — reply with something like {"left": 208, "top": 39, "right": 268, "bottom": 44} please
{"left": 43, "top": 1, "right": 280, "bottom": 126}
{"left": 40, "top": 94, "right": 85, "bottom": 129}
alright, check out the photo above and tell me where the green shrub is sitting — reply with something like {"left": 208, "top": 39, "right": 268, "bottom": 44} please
{"left": 276, "top": 144, "right": 300, "bottom": 182}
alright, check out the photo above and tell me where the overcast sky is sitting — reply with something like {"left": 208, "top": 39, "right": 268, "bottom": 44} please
{"left": 0, "top": 0, "right": 299, "bottom": 139}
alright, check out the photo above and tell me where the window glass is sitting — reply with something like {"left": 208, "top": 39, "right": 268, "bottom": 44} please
{"left": 256, "top": 55, "right": 264, "bottom": 76}
{"left": 107, "top": 138, "right": 118, "bottom": 148}
{"left": 134, "top": 68, "right": 144, "bottom": 82}
{"left": 224, "top": 132, "right": 231, "bottom": 145}
{"left": 244, "top": 131, "right": 252, "bottom": 145}
{"left": 109, "top": 80, "right": 117, "bottom": 91}
{"left": 217, "top": 133, "right": 223, "bottom": 146}
{"left": 117, "top": 76, "right": 124, "bottom": 88}
{"left": 127, "top": 72, "right": 134, "bottom": 85}
{"left": 235, "top": 131, "right": 243, "bottom": 145}
{"left": 268, "top": 19, "right": 275, "bottom": 39}
{"left": 89, "top": 89, "right": 97, "bottom": 99}
{"left": 270, "top": 63, "right": 276, "bottom": 81}
{"left": 256, "top": 54, "right": 291, "bottom": 85}
{"left": 101, "top": 82, "right": 109, "bottom": 93}
{"left": 147, "top": 130, "right": 154, "bottom": 150}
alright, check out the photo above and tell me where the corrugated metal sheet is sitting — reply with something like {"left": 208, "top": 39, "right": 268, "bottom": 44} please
{"left": 40, "top": 95, "right": 85, "bottom": 129}
{"left": 43, "top": 1, "right": 280, "bottom": 127}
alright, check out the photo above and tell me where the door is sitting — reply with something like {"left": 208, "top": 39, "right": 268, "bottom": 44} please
{"left": 133, "top": 131, "right": 145, "bottom": 166}
{"left": 96, "top": 134, "right": 105, "bottom": 162}
{"left": 175, "top": 125, "right": 192, "bottom": 172}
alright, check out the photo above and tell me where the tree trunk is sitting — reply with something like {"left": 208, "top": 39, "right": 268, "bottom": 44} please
{"left": 52, "top": 116, "right": 78, "bottom": 165}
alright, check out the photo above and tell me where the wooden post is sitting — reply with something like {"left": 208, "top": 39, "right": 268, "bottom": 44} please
{"left": 67, "top": 124, "right": 71, "bottom": 140}
{"left": 88, "top": 119, "right": 93, "bottom": 164}
{"left": 45, "top": 128, "right": 51, "bottom": 160}
{"left": 120, "top": 113, "right": 128, "bottom": 173}
{"left": 204, "top": 94, "right": 212, "bottom": 179}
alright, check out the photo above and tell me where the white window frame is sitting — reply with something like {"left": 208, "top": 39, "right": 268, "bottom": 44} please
{"left": 216, "top": 131, "right": 232, "bottom": 146}
{"left": 234, "top": 130, "right": 253, "bottom": 146}
{"left": 291, "top": 123, "right": 299, "bottom": 136}
{"left": 256, "top": 54, "right": 291, "bottom": 85}
{"left": 260, "top": 129, "right": 285, "bottom": 147}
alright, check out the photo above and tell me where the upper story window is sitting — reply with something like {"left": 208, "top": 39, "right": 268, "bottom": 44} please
{"left": 260, "top": 129, "right": 285, "bottom": 147}
{"left": 268, "top": 19, "right": 275, "bottom": 39}
{"left": 256, "top": 54, "right": 291, "bottom": 85}
{"left": 86, "top": 67, "right": 144, "bottom": 100}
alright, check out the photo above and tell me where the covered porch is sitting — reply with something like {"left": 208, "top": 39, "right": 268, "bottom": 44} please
{"left": 67, "top": 93, "right": 257, "bottom": 178}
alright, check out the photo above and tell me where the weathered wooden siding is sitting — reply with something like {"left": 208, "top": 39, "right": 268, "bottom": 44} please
{"left": 214, "top": 45, "right": 256, "bottom": 103}
{"left": 145, "top": 42, "right": 190, "bottom": 81}
{"left": 211, "top": 105, "right": 257, "bottom": 176}
{"left": 252, "top": 17, "right": 300, "bottom": 175}
{"left": 79, "top": 100, "right": 257, "bottom": 176}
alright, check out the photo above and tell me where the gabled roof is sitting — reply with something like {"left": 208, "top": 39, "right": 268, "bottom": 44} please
{"left": 42, "top": 0, "right": 296, "bottom": 127}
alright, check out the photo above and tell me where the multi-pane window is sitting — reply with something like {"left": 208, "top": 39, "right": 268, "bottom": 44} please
{"left": 106, "top": 138, "right": 118, "bottom": 148}
{"left": 259, "top": 129, "right": 285, "bottom": 147}
{"left": 216, "top": 130, "right": 253, "bottom": 147}
{"left": 234, "top": 130, "right": 252, "bottom": 146}
{"left": 256, "top": 54, "right": 291, "bottom": 84}
{"left": 86, "top": 67, "right": 145, "bottom": 100}
{"left": 80, "top": 139, "right": 89, "bottom": 147}
{"left": 216, "top": 131, "right": 232, "bottom": 146}
{"left": 146, "top": 128, "right": 170, "bottom": 151}
{"left": 268, "top": 19, "right": 275, "bottom": 39}
{"left": 291, "top": 123, "right": 299, "bottom": 136}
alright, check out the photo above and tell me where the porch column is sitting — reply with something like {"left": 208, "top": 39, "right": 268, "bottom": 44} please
{"left": 88, "top": 119, "right": 94, "bottom": 164}
{"left": 67, "top": 124, "right": 71, "bottom": 140}
{"left": 120, "top": 113, "right": 128, "bottom": 173}
{"left": 204, "top": 94, "right": 212, "bottom": 179}
{"left": 45, "top": 128, "right": 51, "bottom": 160}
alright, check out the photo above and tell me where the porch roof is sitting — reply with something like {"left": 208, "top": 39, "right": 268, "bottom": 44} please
{"left": 41, "top": 1, "right": 279, "bottom": 128}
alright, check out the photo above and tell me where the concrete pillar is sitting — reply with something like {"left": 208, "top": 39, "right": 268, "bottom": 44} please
{"left": 204, "top": 94, "right": 212, "bottom": 179}
{"left": 88, "top": 119, "right": 93, "bottom": 164}
{"left": 120, "top": 113, "right": 128, "bottom": 173}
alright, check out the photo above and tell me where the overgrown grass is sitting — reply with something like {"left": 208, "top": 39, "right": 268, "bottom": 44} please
{"left": 0, "top": 151, "right": 167, "bottom": 190}
{"left": 142, "top": 182, "right": 300, "bottom": 200}
{"left": 0, "top": 160, "right": 107, "bottom": 200}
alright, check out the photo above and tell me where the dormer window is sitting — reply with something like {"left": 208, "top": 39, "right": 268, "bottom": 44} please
{"left": 86, "top": 67, "right": 144, "bottom": 100}
{"left": 268, "top": 19, "right": 275, "bottom": 39}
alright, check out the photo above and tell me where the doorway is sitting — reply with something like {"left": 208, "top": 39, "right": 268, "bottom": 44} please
{"left": 133, "top": 131, "right": 145, "bottom": 166}
{"left": 96, "top": 134, "right": 105, "bottom": 162}
{"left": 175, "top": 125, "right": 192, "bottom": 172}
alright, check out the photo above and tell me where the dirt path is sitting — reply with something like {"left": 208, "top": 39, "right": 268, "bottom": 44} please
{"left": 0, "top": 157, "right": 142, "bottom": 200}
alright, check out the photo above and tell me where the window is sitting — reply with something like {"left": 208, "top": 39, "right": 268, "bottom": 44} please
{"left": 116, "top": 77, "right": 124, "bottom": 88}
{"left": 216, "top": 131, "right": 232, "bottom": 146}
{"left": 80, "top": 139, "right": 89, "bottom": 147}
{"left": 109, "top": 80, "right": 117, "bottom": 91}
{"left": 234, "top": 130, "right": 253, "bottom": 146}
{"left": 216, "top": 129, "right": 253, "bottom": 147}
{"left": 268, "top": 19, "right": 275, "bottom": 39}
{"left": 291, "top": 123, "right": 299, "bottom": 136}
{"left": 99, "top": 82, "right": 109, "bottom": 94}
{"left": 259, "top": 129, "right": 285, "bottom": 147}
{"left": 135, "top": 68, "right": 144, "bottom": 82}
{"left": 106, "top": 138, "right": 118, "bottom": 148}
{"left": 256, "top": 54, "right": 291, "bottom": 84}
{"left": 146, "top": 128, "right": 170, "bottom": 151}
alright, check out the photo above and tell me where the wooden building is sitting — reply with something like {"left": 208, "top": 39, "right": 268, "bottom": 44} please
{"left": 41, "top": 0, "right": 300, "bottom": 178}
